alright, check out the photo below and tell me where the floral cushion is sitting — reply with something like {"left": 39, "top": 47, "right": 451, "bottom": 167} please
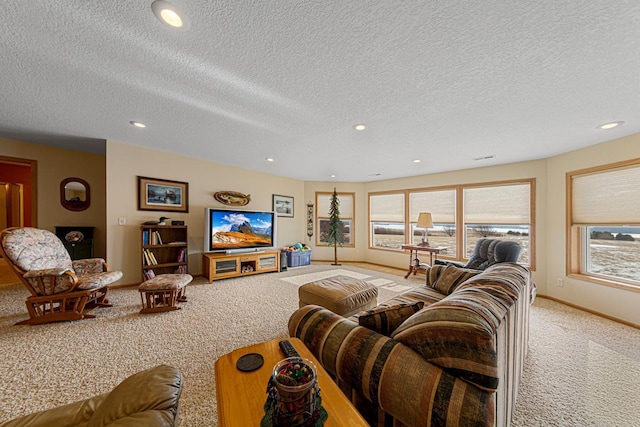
{"left": 139, "top": 274, "right": 193, "bottom": 291}
{"left": 2, "top": 227, "right": 72, "bottom": 271}
{"left": 358, "top": 302, "right": 425, "bottom": 336}
{"left": 77, "top": 271, "right": 124, "bottom": 290}
{"left": 73, "top": 258, "right": 107, "bottom": 275}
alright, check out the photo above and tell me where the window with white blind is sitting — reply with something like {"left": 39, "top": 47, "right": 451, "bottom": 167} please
{"left": 568, "top": 160, "right": 640, "bottom": 286}
{"left": 370, "top": 192, "right": 405, "bottom": 249}
{"left": 463, "top": 182, "right": 531, "bottom": 264}
{"left": 369, "top": 192, "right": 406, "bottom": 249}
{"left": 369, "top": 180, "right": 534, "bottom": 266}
{"left": 316, "top": 191, "right": 354, "bottom": 247}
{"left": 409, "top": 189, "right": 456, "bottom": 256}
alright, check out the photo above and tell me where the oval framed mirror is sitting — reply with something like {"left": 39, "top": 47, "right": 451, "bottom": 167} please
{"left": 60, "top": 177, "right": 90, "bottom": 211}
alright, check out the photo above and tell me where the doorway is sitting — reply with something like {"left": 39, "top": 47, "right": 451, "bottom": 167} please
{"left": 0, "top": 155, "right": 37, "bottom": 285}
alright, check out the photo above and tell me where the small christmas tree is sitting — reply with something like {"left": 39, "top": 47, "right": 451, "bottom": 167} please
{"left": 326, "top": 188, "right": 344, "bottom": 266}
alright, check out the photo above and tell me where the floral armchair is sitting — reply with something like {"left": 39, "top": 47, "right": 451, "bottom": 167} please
{"left": 0, "top": 227, "right": 123, "bottom": 325}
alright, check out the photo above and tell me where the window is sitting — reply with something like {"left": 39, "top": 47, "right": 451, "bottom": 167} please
{"left": 368, "top": 179, "right": 535, "bottom": 267}
{"left": 409, "top": 189, "right": 456, "bottom": 256}
{"left": 568, "top": 160, "right": 640, "bottom": 288}
{"left": 370, "top": 192, "right": 405, "bottom": 249}
{"left": 316, "top": 191, "right": 354, "bottom": 247}
{"left": 463, "top": 182, "right": 532, "bottom": 265}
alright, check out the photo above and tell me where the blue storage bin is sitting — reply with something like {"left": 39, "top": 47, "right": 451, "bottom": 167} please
{"left": 285, "top": 250, "right": 311, "bottom": 267}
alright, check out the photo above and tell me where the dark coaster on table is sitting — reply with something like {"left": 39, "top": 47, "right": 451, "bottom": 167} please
{"left": 236, "top": 353, "right": 264, "bottom": 372}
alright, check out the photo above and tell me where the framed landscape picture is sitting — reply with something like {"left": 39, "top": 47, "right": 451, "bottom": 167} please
{"left": 273, "top": 194, "right": 294, "bottom": 217}
{"left": 138, "top": 176, "right": 189, "bottom": 212}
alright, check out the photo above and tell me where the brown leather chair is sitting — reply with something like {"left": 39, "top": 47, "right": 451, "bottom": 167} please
{"left": 1, "top": 365, "right": 184, "bottom": 427}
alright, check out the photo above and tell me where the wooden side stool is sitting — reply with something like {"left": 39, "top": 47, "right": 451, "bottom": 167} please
{"left": 139, "top": 274, "right": 193, "bottom": 314}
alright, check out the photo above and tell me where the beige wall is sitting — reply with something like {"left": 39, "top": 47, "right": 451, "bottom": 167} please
{"left": 546, "top": 132, "right": 640, "bottom": 326}
{"left": 106, "top": 141, "right": 305, "bottom": 284}
{"left": 0, "top": 138, "right": 107, "bottom": 257}
{"left": 303, "top": 181, "right": 367, "bottom": 262}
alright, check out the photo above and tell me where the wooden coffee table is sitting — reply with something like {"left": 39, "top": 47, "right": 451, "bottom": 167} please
{"left": 214, "top": 337, "right": 368, "bottom": 426}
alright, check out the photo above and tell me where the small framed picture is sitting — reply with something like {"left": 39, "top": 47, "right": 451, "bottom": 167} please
{"left": 273, "top": 194, "right": 294, "bottom": 218}
{"left": 138, "top": 176, "right": 189, "bottom": 213}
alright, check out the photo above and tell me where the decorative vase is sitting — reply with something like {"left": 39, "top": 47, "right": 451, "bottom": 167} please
{"left": 272, "top": 357, "right": 317, "bottom": 426}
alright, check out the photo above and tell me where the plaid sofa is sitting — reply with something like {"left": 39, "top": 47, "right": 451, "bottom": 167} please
{"left": 288, "top": 263, "right": 535, "bottom": 427}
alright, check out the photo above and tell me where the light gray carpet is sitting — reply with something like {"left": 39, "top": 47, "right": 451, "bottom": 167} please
{"left": 0, "top": 265, "right": 638, "bottom": 426}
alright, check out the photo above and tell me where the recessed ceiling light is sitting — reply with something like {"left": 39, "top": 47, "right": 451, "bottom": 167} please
{"left": 353, "top": 124, "right": 366, "bottom": 131}
{"left": 151, "top": 1, "right": 190, "bottom": 30}
{"left": 597, "top": 121, "right": 624, "bottom": 130}
{"left": 265, "top": 157, "right": 274, "bottom": 162}
{"left": 130, "top": 121, "right": 146, "bottom": 128}
{"left": 413, "top": 159, "right": 421, "bottom": 163}
{"left": 330, "top": 174, "right": 336, "bottom": 178}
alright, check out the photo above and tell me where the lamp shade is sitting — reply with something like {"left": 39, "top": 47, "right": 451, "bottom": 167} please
{"left": 417, "top": 212, "right": 433, "bottom": 228}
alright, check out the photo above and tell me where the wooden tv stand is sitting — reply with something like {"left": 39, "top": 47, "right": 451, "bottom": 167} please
{"left": 202, "top": 250, "right": 280, "bottom": 282}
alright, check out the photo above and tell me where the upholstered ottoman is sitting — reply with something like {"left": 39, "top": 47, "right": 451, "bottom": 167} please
{"left": 139, "top": 274, "right": 192, "bottom": 314}
{"left": 298, "top": 275, "right": 378, "bottom": 317}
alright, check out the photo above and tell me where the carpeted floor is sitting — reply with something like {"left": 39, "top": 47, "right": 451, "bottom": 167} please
{"left": 0, "top": 264, "right": 638, "bottom": 426}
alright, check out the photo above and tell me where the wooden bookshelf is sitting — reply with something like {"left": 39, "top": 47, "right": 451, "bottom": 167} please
{"left": 141, "top": 225, "right": 188, "bottom": 281}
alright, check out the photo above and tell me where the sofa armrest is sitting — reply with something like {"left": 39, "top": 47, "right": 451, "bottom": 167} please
{"left": 0, "top": 393, "right": 107, "bottom": 427}
{"left": 23, "top": 268, "right": 74, "bottom": 278}
{"left": 289, "top": 305, "right": 494, "bottom": 427}
{"left": 434, "top": 259, "right": 465, "bottom": 268}
{"left": 72, "top": 258, "right": 107, "bottom": 275}
{"left": 22, "top": 269, "right": 78, "bottom": 295}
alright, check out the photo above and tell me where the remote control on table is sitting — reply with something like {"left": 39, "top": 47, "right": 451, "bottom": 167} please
{"left": 278, "top": 340, "right": 301, "bottom": 358}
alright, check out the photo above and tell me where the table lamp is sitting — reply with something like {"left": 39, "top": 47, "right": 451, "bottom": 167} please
{"left": 417, "top": 212, "right": 433, "bottom": 246}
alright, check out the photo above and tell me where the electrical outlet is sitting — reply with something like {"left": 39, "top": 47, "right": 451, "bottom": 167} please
{"left": 557, "top": 278, "right": 564, "bottom": 287}
{"left": 118, "top": 217, "right": 126, "bottom": 225}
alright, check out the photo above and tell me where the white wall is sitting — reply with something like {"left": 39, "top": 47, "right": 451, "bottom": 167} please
{"left": 106, "top": 141, "right": 305, "bottom": 284}
{"left": 546, "top": 132, "right": 640, "bottom": 326}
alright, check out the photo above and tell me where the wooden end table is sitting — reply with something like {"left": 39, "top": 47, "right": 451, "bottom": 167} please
{"left": 401, "top": 244, "right": 446, "bottom": 278}
{"left": 214, "top": 337, "right": 368, "bottom": 426}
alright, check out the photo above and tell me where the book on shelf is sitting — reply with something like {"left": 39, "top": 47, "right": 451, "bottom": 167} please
{"left": 175, "top": 265, "right": 187, "bottom": 274}
{"left": 143, "top": 230, "right": 164, "bottom": 245}
{"left": 143, "top": 269, "right": 156, "bottom": 280}
{"left": 177, "top": 248, "right": 186, "bottom": 262}
{"left": 143, "top": 249, "right": 158, "bottom": 265}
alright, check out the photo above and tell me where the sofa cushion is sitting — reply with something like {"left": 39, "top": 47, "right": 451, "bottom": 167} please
{"left": 430, "top": 264, "right": 480, "bottom": 295}
{"left": 392, "top": 285, "right": 513, "bottom": 392}
{"left": 357, "top": 302, "right": 424, "bottom": 335}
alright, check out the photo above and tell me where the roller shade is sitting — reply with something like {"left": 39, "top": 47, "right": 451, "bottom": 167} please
{"left": 409, "top": 189, "right": 456, "bottom": 224}
{"left": 464, "top": 184, "right": 530, "bottom": 224}
{"left": 317, "top": 193, "right": 353, "bottom": 218}
{"left": 370, "top": 193, "right": 404, "bottom": 222}
{"left": 572, "top": 165, "right": 640, "bottom": 225}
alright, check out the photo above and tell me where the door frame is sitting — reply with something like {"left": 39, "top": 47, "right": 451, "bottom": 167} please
{"left": 0, "top": 155, "right": 37, "bottom": 227}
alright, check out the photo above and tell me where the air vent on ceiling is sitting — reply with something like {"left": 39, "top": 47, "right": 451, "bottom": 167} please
{"left": 473, "top": 155, "right": 495, "bottom": 161}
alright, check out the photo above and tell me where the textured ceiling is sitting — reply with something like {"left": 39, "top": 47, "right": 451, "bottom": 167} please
{"left": 1, "top": 1, "right": 639, "bottom": 182}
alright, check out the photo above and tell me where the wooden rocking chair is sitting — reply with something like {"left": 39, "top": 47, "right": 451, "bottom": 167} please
{"left": 0, "top": 227, "right": 123, "bottom": 325}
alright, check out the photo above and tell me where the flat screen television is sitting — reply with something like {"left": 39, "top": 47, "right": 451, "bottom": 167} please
{"left": 204, "top": 207, "right": 276, "bottom": 253}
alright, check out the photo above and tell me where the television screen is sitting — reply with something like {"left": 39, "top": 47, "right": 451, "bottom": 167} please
{"left": 204, "top": 208, "right": 276, "bottom": 252}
